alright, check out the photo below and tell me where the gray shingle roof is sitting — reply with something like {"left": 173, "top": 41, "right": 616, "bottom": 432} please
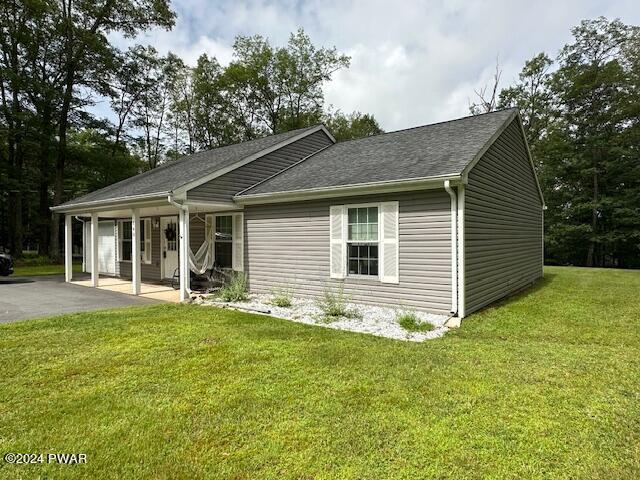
{"left": 239, "top": 109, "right": 517, "bottom": 197}
{"left": 58, "top": 125, "right": 320, "bottom": 208}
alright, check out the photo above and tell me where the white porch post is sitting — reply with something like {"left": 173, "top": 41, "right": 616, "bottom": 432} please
{"left": 131, "top": 208, "right": 141, "bottom": 295}
{"left": 81, "top": 220, "right": 86, "bottom": 272}
{"left": 64, "top": 215, "right": 73, "bottom": 283}
{"left": 178, "top": 207, "right": 190, "bottom": 301}
{"left": 90, "top": 212, "right": 99, "bottom": 287}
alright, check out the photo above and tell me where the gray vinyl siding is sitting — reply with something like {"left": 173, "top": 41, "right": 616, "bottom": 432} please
{"left": 189, "top": 214, "right": 206, "bottom": 252}
{"left": 244, "top": 190, "right": 452, "bottom": 314}
{"left": 187, "top": 130, "right": 333, "bottom": 202}
{"left": 464, "top": 119, "right": 543, "bottom": 315}
{"left": 118, "top": 216, "right": 162, "bottom": 281}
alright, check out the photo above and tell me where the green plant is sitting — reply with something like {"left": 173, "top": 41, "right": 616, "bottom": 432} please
{"left": 270, "top": 287, "right": 293, "bottom": 308}
{"left": 217, "top": 272, "right": 248, "bottom": 302}
{"left": 397, "top": 310, "right": 434, "bottom": 332}
{"left": 317, "top": 285, "right": 361, "bottom": 321}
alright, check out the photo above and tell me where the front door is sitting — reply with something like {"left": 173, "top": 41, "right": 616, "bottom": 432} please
{"left": 161, "top": 216, "right": 179, "bottom": 279}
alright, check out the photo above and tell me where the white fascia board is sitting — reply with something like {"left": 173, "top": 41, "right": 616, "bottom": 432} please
{"left": 460, "top": 110, "right": 545, "bottom": 207}
{"left": 50, "top": 193, "right": 169, "bottom": 214}
{"left": 173, "top": 125, "right": 333, "bottom": 196}
{"left": 234, "top": 174, "right": 462, "bottom": 205}
{"left": 515, "top": 113, "right": 546, "bottom": 207}
{"left": 460, "top": 109, "right": 518, "bottom": 178}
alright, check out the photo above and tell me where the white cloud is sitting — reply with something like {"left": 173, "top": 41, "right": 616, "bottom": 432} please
{"left": 104, "top": 0, "right": 640, "bottom": 131}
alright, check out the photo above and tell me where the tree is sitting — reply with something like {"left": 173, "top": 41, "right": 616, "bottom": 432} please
{"left": 469, "top": 56, "right": 502, "bottom": 114}
{"left": 550, "top": 18, "right": 638, "bottom": 267}
{"left": 48, "top": 0, "right": 175, "bottom": 258}
{"left": 191, "top": 54, "right": 240, "bottom": 149}
{"left": 323, "top": 110, "right": 384, "bottom": 141}
{"left": 490, "top": 18, "right": 640, "bottom": 268}
{"left": 498, "top": 53, "right": 554, "bottom": 154}
{"left": 225, "top": 29, "right": 350, "bottom": 135}
{"left": 129, "top": 48, "right": 172, "bottom": 169}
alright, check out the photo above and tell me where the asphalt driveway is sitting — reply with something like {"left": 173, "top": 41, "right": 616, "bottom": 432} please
{"left": 0, "top": 275, "right": 159, "bottom": 323}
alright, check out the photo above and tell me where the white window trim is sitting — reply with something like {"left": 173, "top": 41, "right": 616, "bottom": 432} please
{"left": 345, "top": 202, "right": 381, "bottom": 280}
{"left": 118, "top": 218, "right": 152, "bottom": 264}
{"left": 213, "top": 213, "right": 234, "bottom": 269}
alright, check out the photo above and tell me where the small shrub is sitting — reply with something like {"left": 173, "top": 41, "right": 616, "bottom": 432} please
{"left": 271, "top": 294, "right": 292, "bottom": 308}
{"left": 269, "top": 285, "right": 293, "bottom": 307}
{"left": 397, "top": 311, "right": 434, "bottom": 332}
{"left": 317, "top": 285, "right": 361, "bottom": 321}
{"left": 217, "top": 272, "right": 248, "bottom": 302}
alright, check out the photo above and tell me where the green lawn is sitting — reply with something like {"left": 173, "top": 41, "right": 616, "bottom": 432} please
{"left": 0, "top": 266, "right": 638, "bottom": 479}
{"left": 12, "top": 262, "right": 82, "bottom": 277}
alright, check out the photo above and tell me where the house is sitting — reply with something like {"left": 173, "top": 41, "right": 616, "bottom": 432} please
{"left": 52, "top": 108, "right": 544, "bottom": 319}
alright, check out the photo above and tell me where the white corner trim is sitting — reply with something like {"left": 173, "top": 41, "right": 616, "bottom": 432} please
{"left": 444, "top": 180, "right": 458, "bottom": 315}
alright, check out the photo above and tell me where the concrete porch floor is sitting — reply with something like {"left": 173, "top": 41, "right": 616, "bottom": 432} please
{"left": 71, "top": 276, "right": 181, "bottom": 303}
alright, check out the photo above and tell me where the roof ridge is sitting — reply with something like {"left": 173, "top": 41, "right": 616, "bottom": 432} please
{"left": 334, "top": 107, "right": 518, "bottom": 146}
{"left": 173, "top": 123, "right": 321, "bottom": 162}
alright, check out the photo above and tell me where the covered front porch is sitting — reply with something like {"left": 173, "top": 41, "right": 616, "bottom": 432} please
{"left": 71, "top": 275, "right": 181, "bottom": 302}
{"left": 59, "top": 194, "right": 243, "bottom": 302}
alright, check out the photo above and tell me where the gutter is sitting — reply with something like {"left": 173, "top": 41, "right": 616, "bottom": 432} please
{"left": 444, "top": 181, "right": 458, "bottom": 316}
{"left": 235, "top": 174, "right": 462, "bottom": 205}
{"left": 51, "top": 192, "right": 169, "bottom": 213}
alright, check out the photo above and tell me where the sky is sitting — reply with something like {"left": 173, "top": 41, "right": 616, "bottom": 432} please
{"left": 103, "top": 0, "right": 640, "bottom": 132}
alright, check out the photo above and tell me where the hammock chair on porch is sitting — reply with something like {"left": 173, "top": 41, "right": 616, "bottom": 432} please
{"left": 171, "top": 238, "right": 232, "bottom": 293}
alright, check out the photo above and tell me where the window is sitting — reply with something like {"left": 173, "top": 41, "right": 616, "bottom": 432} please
{"left": 214, "top": 215, "right": 232, "bottom": 268}
{"left": 119, "top": 219, "right": 152, "bottom": 264}
{"left": 120, "top": 221, "right": 132, "bottom": 261}
{"left": 347, "top": 206, "right": 379, "bottom": 276}
{"left": 141, "top": 219, "right": 152, "bottom": 264}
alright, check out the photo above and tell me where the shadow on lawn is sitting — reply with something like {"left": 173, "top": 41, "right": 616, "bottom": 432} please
{"left": 469, "top": 271, "right": 558, "bottom": 315}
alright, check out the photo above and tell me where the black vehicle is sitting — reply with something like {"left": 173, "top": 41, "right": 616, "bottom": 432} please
{"left": 0, "top": 249, "right": 14, "bottom": 276}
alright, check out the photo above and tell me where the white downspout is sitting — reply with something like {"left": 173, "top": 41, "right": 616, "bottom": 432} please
{"left": 444, "top": 181, "right": 458, "bottom": 315}
{"left": 167, "top": 194, "right": 191, "bottom": 300}
{"left": 457, "top": 184, "right": 466, "bottom": 319}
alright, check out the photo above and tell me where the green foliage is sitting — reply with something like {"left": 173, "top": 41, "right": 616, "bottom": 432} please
{"left": 493, "top": 17, "right": 640, "bottom": 268}
{"left": 217, "top": 272, "right": 249, "bottom": 302}
{"left": 224, "top": 28, "right": 351, "bottom": 135}
{"left": 396, "top": 311, "right": 434, "bottom": 332}
{"left": 270, "top": 286, "right": 293, "bottom": 308}
{"left": 323, "top": 110, "right": 384, "bottom": 141}
{"left": 316, "top": 285, "right": 361, "bottom": 321}
{"left": 1, "top": 267, "right": 640, "bottom": 478}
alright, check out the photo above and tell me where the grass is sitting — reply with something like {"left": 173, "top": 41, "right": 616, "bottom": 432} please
{"left": 270, "top": 284, "right": 294, "bottom": 308}
{"left": 270, "top": 292, "right": 293, "bottom": 308}
{"left": 12, "top": 262, "right": 82, "bottom": 277}
{"left": 316, "top": 285, "right": 361, "bottom": 321}
{"left": 0, "top": 266, "right": 639, "bottom": 479}
{"left": 216, "top": 272, "right": 248, "bottom": 302}
{"left": 396, "top": 310, "right": 434, "bottom": 332}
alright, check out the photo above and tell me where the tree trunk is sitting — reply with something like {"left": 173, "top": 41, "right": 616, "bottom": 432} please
{"left": 50, "top": 0, "right": 77, "bottom": 260}
{"left": 38, "top": 108, "right": 53, "bottom": 255}
{"left": 586, "top": 170, "right": 598, "bottom": 267}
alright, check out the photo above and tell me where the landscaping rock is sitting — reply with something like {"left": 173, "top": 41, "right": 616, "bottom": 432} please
{"left": 201, "top": 294, "right": 449, "bottom": 342}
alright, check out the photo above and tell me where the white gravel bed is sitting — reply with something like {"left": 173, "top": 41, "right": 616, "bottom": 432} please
{"left": 196, "top": 294, "right": 450, "bottom": 342}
